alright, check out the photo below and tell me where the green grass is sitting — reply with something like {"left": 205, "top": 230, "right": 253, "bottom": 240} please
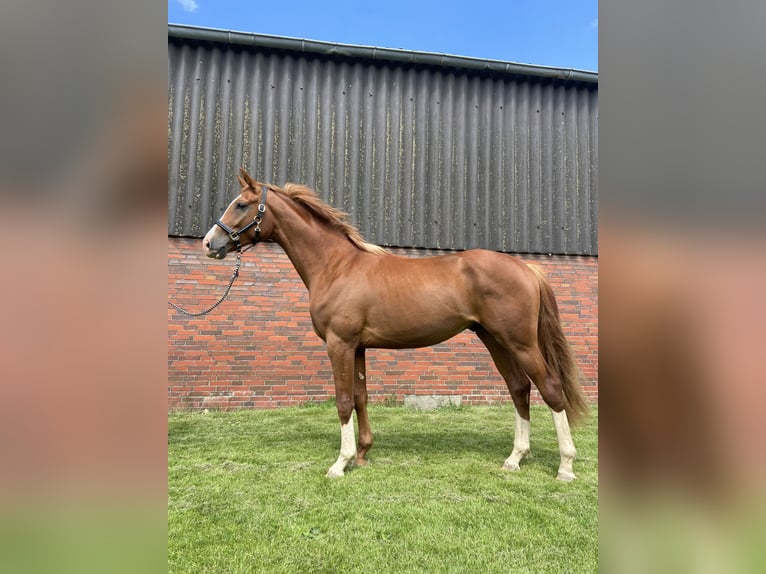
{"left": 169, "top": 403, "right": 598, "bottom": 573}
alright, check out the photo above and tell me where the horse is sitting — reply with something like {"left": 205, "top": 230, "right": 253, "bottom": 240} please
{"left": 203, "top": 168, "right": 589, "bottom": 480}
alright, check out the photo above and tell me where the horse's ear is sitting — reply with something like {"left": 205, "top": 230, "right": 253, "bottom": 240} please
{"left": 239, "top": 167, "right": 256, "bottom": 190}
{"left": 236, "top": 174, "right": 247, "bottom": 188}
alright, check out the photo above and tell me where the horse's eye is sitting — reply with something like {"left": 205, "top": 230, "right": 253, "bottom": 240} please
{"left": 235, "top": 202, "right": 247, "bottom": 210}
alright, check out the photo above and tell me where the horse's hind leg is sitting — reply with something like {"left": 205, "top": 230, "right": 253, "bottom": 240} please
{"left": 354, "top": 348, "right": 373, "bottom": 465}
{"left": 550, "top": 408, "right": 576, "bottom": 481}
{"left": 514, "top": 345, "right": 577, "bottom": 481}
{"left": 476, "top": 329, "right": 532, "bottom": 471}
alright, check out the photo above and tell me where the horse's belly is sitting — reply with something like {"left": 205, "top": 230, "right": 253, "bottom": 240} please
{"left": 360, "top": 306, "right": 473, "bottom": 349}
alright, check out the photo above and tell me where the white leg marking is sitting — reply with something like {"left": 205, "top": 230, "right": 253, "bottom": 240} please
{"left": 503, "top": 412, "right": 531, "bottom": 471}
{"left": 326, "top": 418, "right": 357, "bottom": 478}
{"left": 551, "top": 409, "right": 577, "bottom": 481}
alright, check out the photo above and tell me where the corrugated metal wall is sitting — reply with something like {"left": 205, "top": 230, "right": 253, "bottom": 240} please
{"left": 168, "top": 32, "right": 598, "bottom": 255}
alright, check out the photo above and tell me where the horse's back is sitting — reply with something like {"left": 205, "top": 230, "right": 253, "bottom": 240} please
{"left": 359, "top": 248, "right": 534, "bottom": 301}
{"left": 375, "top": 248, "right": 528, "bottom": 275}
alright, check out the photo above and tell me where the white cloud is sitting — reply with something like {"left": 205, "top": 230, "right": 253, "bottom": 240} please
{"left": 177, "top": 0, "right": 199, "bottom": 12}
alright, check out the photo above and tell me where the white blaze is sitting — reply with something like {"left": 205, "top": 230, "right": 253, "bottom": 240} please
{"left": 203, "top": 194, "right": 244, "bottom": 249}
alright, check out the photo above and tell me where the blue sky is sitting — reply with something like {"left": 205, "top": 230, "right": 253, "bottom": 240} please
{"left": 168, "top": 1, "right": 598, "bottom": 72}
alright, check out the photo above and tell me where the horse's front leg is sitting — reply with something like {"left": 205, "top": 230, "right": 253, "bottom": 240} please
{"left": 325, "top": 334, "right": 357, "bottom": 478}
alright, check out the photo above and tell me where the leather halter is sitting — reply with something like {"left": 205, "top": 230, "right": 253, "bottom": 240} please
{"left": 168, "top": 185, "right": 269, "bottom": 317}
{"left": 215, "top": 185, "right": 269, "bottom": 247}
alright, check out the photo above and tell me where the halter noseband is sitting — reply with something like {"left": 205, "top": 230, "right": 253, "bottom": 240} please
{"left": 215, "top": 185, "right": 269, "bottom": 248}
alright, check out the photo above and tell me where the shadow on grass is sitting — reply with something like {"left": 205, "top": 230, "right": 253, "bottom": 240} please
{"left": 169, "top": 404, "right": 593, "bottom": 476}
{"left": 283, "top": 420, "right": 564, "bottom": 469}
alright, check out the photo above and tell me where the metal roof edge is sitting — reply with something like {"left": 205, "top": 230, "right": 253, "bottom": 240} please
{"left": 168, "top": 23, "right": 598, "bottom": 84}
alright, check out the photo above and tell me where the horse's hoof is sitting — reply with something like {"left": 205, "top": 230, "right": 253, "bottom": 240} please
{"left": 326, "top": 467, "right": 344, "bottom": 478}
{"left": 556, "top": 471, "right": 576, "bottom": 481}
{"left": 502, "top": 461, "right": 521, "bottom": 471}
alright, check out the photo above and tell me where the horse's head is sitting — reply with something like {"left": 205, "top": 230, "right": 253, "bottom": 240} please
{"left": 203, "top": 168, "right": 274, "bottom": 259}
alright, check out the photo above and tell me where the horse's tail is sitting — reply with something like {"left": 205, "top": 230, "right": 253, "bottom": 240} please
{"left": 528, "top": 264, "right": 590, "bottom": 426}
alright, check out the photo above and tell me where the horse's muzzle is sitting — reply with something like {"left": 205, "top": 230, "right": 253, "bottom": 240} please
{"left": 203, "top": 236, "right": 230, "bottom": 259}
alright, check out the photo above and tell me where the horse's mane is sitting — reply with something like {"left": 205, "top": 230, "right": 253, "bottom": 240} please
{"left": 279, "top": 183, "right": 388, "bottom": 256}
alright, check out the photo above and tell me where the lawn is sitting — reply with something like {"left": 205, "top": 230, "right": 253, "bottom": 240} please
{"left": 168, "top": 402, "right": 598, "bottom": 573}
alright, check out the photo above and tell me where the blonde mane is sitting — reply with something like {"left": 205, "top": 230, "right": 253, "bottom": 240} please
{"left": 280, "top": 183, "right": 388, "bottom": 256}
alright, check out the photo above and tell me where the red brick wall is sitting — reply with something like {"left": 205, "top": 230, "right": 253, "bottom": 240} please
{"left": 168, "top": 238, "right": 597, "bottom": 410}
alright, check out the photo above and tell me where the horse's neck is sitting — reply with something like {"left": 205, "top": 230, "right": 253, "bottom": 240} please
{"left": 271, "top": 197, "right": 356, "bottom": 290}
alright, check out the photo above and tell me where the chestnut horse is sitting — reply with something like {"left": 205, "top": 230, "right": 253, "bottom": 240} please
{"left": 203, "top": 169, "right": 589, "bottom": 480}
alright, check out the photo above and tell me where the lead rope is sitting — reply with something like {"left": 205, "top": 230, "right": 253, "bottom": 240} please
{"left": 168, "top": 245, "right": 249, "bottom": 316}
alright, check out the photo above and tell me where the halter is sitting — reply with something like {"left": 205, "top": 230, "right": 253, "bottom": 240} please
{"left": 168, "top": 185, "right": 269, "bottom": 317}
{"left": 214, "top": 185, "right": 269, "bottom": 248}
